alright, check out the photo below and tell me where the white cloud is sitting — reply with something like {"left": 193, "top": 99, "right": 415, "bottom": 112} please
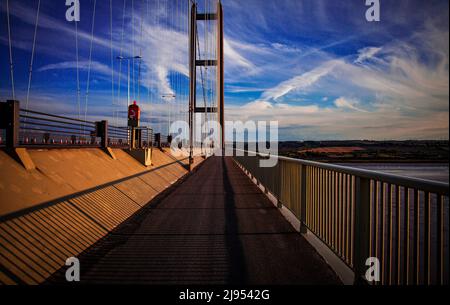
{"left": 271, "top": 43, "right": 301, "bottom": 53}
{"left": 225, "top": 23, "right": 448, "bottom": 140}
{"left": 38, "top": 61, "right": 114, "bottom": 76}
{"left": 355, "top": 47, "right": 382, "bottom": 64}
{"left": 138, "top": 24, "right": 189, "bottom": 95}
{"left": 225, "top": 85, "right": 267, "bottom": 93}
{"left": 261, "top": 60, "right": 341, "bottom": 101}
{"left": 224, "top": 38, "right": 257, "bottom": 73}
{"left": 226, "top": 99, "right": 448, "bottom": 141}
{"left": 334, "top": 97, "right": 367, "bottom": 112}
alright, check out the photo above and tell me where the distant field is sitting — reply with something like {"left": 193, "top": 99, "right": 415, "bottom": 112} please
{"left": 279, "top": 140, "right": 449, "bottom": 163}
{"left": 299, "top": 147, "right": 365, "bottom": 154}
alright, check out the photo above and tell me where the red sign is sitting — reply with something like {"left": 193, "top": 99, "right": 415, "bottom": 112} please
{"left": 128, "top": 101, "right": 141, "bottom": 127}
{"left": 128, "top": 103, "right": 140, "bottom": 121}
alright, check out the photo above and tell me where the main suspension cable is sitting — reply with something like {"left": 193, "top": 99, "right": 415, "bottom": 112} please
{"left": 6, "top": 0, "right": 16, "bottom": 100}
{"left": 110, "top": 0, "right": 115, "bottom": 125}
{"left": 138, "top": 0, "right": 145, "bottom": 104}
{"left": 25, "top": 0, "right": 41, "bottom": 113}
{"left": 75, "top": 16, "right": 81, "bottom": 126}
{"left": 84, "top": 0, "right": 97, "bottom": 128}
{"left": 116, "top": 0, "right": 127, "bottom": 126}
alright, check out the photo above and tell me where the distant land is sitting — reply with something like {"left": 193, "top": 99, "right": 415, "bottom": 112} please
{"left": 277, "top": 140, "right": 449, "bottom": 163}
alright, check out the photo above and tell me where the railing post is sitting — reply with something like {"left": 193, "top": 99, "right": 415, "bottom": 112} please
{"left": 353, "top": 177, "right": 371, "bottom": 284}
{"left": 102, "top": 120, "right": 108, "bottom": 148}
{"left": 276, "top": 159, "right": 284, "bottom": 209}
{"left": 96, "top": 120, "right": 108, "bottom": 149}
{"left": 136, "top": 128, "right": 143, "bottom": 149}
{"left": 0, "top": 100, "right": 20, "bottom": 149}
{"left": 300, "top": 164, "right": 308, "bottom": 233}
{"left": 1, "top": 100, "right": 36, "bottom": 170}
{"left": 96, "top": 120, "right": 116, "bottom": 160}
{"left": 155, "top": 133, "right": 161, "bottom": 149}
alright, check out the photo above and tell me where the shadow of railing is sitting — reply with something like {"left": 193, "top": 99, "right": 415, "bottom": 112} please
{"left": 0, "top": 157, "right": 190, "bottom": 285}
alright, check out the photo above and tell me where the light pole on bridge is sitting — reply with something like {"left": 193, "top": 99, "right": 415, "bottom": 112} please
{"left": 116, "top": 56, "right": 142, "bottom": 106}
{"left": 162, "top": 94, "right": 176, "bottom": 137}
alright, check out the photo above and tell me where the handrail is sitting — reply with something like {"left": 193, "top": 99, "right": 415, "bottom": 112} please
{"left": 1, "top": 101, "right": 173, "bottom": 149}
{"left": 20, "top": 108, "right": 96, "bottom": 125}
{"left": 20, "top": 120, "right": 96, "bottom": 133}
{"left": 20, "top": 114, "right": 96, "bottom": 129}
{"left": 234, "top": 150, "right": 449, "bottom": 285}
{"left": 21, "top": 127, "right": 93, "bottom": 137}
{"left": 236, "top": 150, "right": 449, "bottom": 195}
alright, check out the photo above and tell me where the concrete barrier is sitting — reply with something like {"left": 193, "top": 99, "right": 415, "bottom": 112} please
{"left": 0, "top": 148, "right": 203, "bottom": 284}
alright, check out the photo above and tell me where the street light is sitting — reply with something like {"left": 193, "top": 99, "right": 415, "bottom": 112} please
{"left": 162, "top": 94, "right": 176, "bottom": 135}
{"left": 117, "top": 56, "right": 142, "bottom": 106}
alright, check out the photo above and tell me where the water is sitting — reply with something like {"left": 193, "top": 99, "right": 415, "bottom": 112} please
{"left": 338, "top": 163, "right": 449, "bottom": 184}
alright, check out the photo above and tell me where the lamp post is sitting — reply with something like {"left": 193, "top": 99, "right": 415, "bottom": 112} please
{"left": 117, "top": 56, "right": 142, "bottom": 149}
{"left": 162, "top": 94, "right": 176, "bottom": 136}
{"left": 117, "top": 56, "right": 142, "bottom": 106}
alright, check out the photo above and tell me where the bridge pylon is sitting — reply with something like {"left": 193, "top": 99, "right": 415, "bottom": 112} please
{"left": 189, "top": 0, "right": 225, "bottom": 169}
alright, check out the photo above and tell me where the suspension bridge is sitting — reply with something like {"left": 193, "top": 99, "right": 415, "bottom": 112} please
{"left": 0, "top": 0, "right": 449, "bottom": 286}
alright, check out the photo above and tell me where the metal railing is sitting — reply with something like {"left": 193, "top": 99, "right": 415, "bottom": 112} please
{"left": 19, "top": 108, "right": 101, "bottom": 147}
{"left": 109, "top": 125, "right": 130, "bottom": 148}
{"left": 0, "top": 100, "right": 162, "bottom": 150}
{"left": 234, "top": 152, "right": 449, "bottom": 285}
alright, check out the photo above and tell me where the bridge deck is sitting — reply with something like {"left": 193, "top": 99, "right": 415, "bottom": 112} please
{"left": 50, "top": 157, "right": 340, "bottom": 284}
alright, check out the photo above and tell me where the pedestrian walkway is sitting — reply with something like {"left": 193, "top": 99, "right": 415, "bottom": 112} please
{"left": 49, "top": 157, "right": 340, "bottom": 285}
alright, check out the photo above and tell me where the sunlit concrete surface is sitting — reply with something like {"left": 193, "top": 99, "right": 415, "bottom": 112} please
{"left": 0, "top": 148, "right": 203, "bottom": 284}
{"left": 0, "top": 148, "right": 201, "bottom": 216}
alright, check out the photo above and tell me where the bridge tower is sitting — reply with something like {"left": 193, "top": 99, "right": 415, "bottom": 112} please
{"left": 189, "top": 0, "right": 225, "bottom": 168}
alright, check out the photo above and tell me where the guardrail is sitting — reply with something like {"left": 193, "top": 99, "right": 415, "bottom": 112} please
{"left": 108, "top": 125, "right": 131, "bottom": 148}
{"left": 19, "top": 108, "right": 101, "bottom": 147}
{"left": 0, "top": 129, "right": 5, "bottom": 148}
{"left": 0, "top": 100, "right": 162, "bottom": 150}
{"left": 233, "top": 152, "right": 449, "bottom": 285}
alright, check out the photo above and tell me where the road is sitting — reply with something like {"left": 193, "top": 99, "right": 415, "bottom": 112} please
{"left": 49, "top": 157, "right": 341, "bottom": 284}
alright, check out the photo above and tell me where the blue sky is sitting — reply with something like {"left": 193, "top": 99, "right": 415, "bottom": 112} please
{"left": 0, "top": 0, "right": 448, "bottom": 140}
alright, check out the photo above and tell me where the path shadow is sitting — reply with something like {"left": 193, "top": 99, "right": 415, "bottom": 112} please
{"left": 222, "top": 157, "right": 248, "bottom": 284}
